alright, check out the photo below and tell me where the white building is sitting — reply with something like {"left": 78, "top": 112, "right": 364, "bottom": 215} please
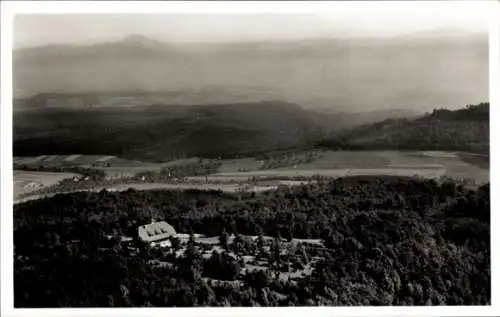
{"left": 137, "top": 221, "right": 177, "bottom": 248}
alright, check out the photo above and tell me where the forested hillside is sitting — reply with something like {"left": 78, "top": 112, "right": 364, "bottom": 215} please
{"left": 14, "top": 101, "right": 323, "bottom": 161}
{"left": 322, "top": 103, "right": 489, "bottom": 154}
{"left": 14, "top": 176, "right": 490, "bottom": 306}
{"left": 14, "top": 99, "right": 488, "bottom": 161}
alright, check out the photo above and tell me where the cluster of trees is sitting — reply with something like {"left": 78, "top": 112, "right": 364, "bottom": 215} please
{"left": 258, "top": 150, "right": 323, "bottom": 170}
{"left": 429, "top": 103, "right": 489, "bottom": 122}
{"left": 17, "top": 176, "right": 137, "bottom": 199}
{"left": 17, "top": 160, "right": 222, "bottom": 199}
{"left": 204, "top": 250, "right": 241, "bottom": 281}
{"left": 14, "top": 164, "right": 107, "bottom": 180}
{"left": 136, "top": 160, "right": 221, "bottom": 181}
{"left": 14, "top": 176, "right": 490, "bottom": 306}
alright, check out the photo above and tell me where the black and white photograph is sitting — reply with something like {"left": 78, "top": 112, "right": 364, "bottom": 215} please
{"left": 1, "top": 1, "right": 498, "bottom": 315}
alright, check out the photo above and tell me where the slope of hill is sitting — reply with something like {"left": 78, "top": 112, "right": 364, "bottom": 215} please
{"left": 13, "top": 101, "right": 326, "bottom": 161}
{"left": 322, "top": 103, "right": 489, "bottom": 154}
{"left": 13, "top": 97, "right": 488, "bottom": 161}
{"left": 13, "top": 89, "right": 294, "bottom": 111}
{"left": 306, "top": 108, "right": 422, "bottom": 133}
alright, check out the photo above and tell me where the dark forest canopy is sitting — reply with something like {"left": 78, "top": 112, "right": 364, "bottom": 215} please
{"left": 13, "top": 102, "right": 488, "bottom": 161}
{"left": 319, "top": 103, "right": 489, "bottom": 155}
{"left": 13, "top": 101, "right": 325, "bottom": 161}
{"left": 14, "top": 176, "right": 490, "bottom": 307}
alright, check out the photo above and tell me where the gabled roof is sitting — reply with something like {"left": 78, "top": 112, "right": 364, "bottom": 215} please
{"left": 138, "top": 221, "right": 177, "bottom": 243}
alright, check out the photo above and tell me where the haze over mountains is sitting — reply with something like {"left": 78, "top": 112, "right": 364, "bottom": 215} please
{"left": 14, "top": 33, "right": 488, "bottom": 112}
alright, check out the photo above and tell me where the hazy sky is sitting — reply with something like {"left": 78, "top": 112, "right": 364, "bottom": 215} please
{"left": 14, "top": 2, "right": 489, "bottom": 48}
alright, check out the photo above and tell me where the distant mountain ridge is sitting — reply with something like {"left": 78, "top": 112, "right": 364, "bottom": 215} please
{"left": 13, "top": 91, "right": 421, "bottom": 121}
{"left": 13, "top": 34, "right": 488, "bottom": 112}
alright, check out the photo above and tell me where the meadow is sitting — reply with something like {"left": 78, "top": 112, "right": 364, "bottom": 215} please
{"left": 13, "top": 170, "right": 81, "bottom": 197}
{"left": 212, "top": 150, "right": 488, "bottom": 184}
{"left": 13, "top": 150, "right": 489, "bottom": 201}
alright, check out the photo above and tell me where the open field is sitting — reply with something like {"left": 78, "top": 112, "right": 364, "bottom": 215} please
{"left": 14, "top": 150, "right": 489, "bottom": 179}
{"left": 13, "top": 155, "right": 203, "bottom": 179}
{"left": 14, "top": 170, "right": 81, "bottom": 197}
{"left": 96, "top": 158, "right": 207, "bottom": 178}
{"left": 97, "top": 166, "right": 163, "bottom": 179}
{"left": 13, "top": 150, "right": 489, "bottom": 203}
{"left": 209, "top": 167, "right": 446, "bottom": 180}
{"left": 217, "top": 158, "right": 264, "bottom": 173}
{"left": 280, "top": 150, "right": 441, "bottom": 169}
{"left": 274, "top": 150, "right": 489, "bottom": 183}
{"left": 14, "top": 154, "right": 161, "bottom": 168}
{"left": 215, "top": 150, "right": 488, "bottom": 183}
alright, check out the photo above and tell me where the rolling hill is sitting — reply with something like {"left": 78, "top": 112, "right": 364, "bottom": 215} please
{"left": 13, "top": 101, "right": 327, "bottom": 161}
{"left": 12, "top": 34, "right": 488, "bottom": 160}
{"left": 14, "top": 99, "right": 488, "bottom": 162}
{"left": 321, "top": 103, "right": 490, "bottom": 154}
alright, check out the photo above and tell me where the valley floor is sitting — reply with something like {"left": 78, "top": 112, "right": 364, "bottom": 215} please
{"left": 13, "top": 150, "right": 489, "bottom": 203}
